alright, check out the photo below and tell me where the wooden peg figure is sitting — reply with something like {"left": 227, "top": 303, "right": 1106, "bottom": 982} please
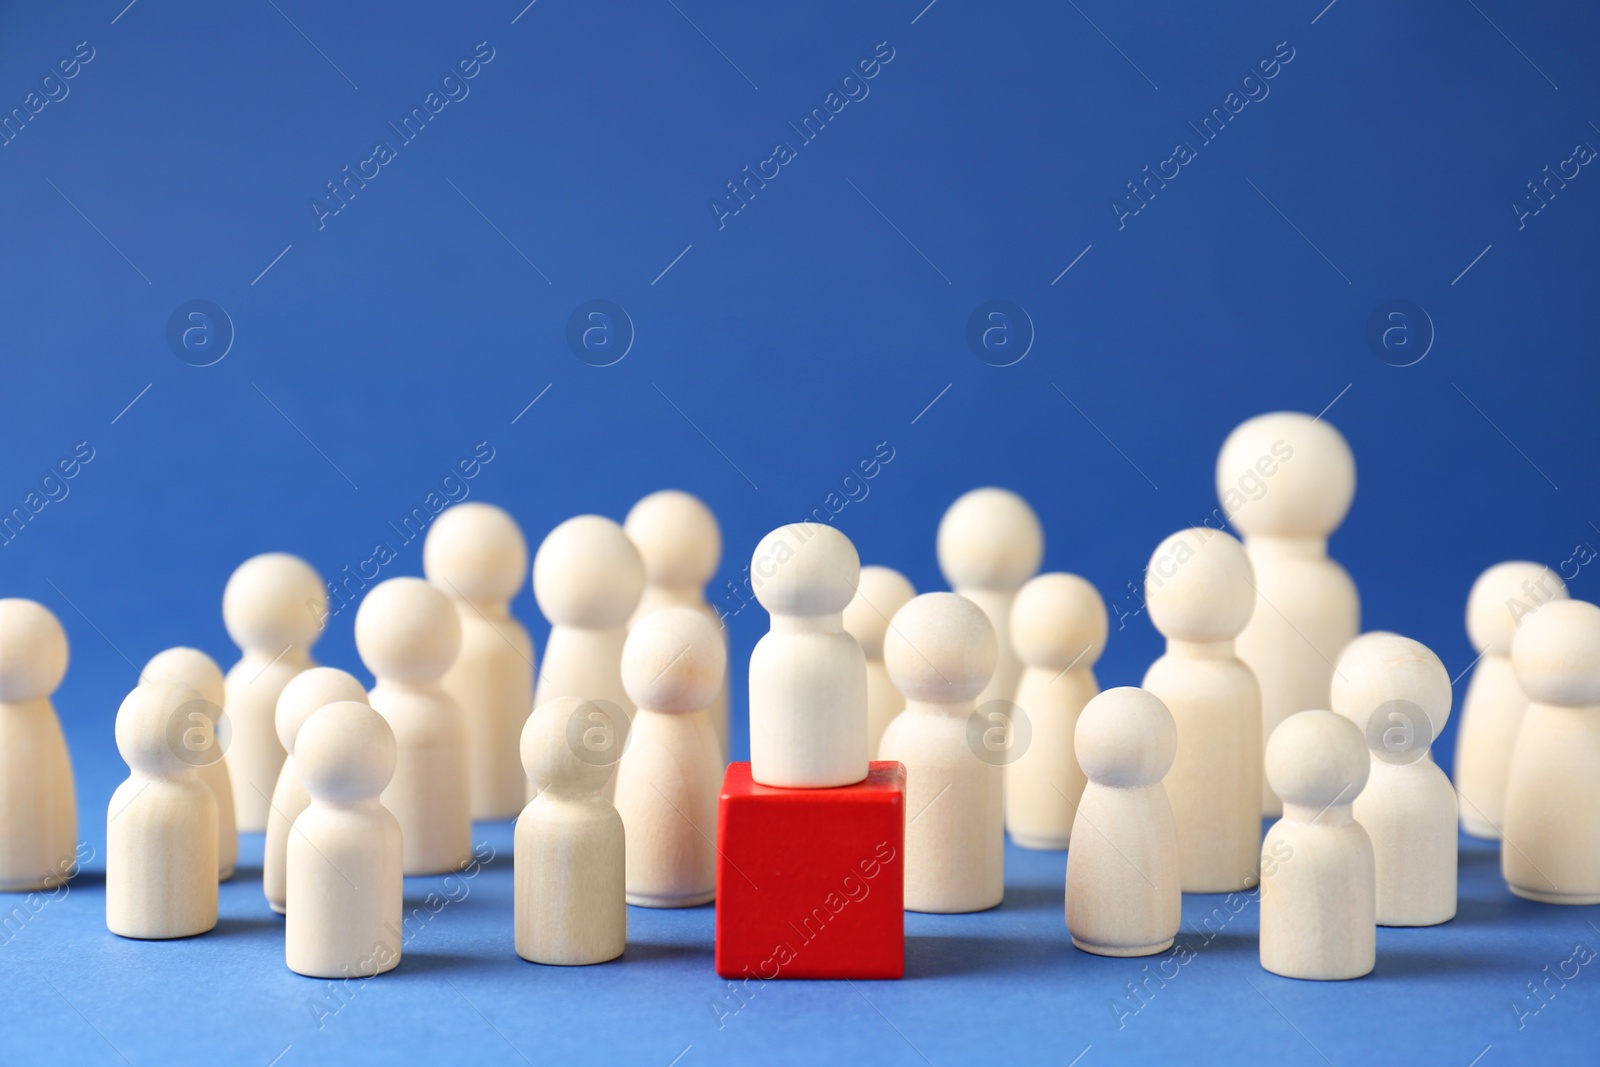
{"left": 223, "top": 553, "right": 327, "bottom": 831}
{"left": 1331, "top": 632, "right": 1456, "bottom": 926}
{"left": 879, "top": 592, "right": 1002, "bottom": 913}
{"left": 1141, "top": 529, "right": 1262, "bottom": 892}
{"left": 142, "top": 647, "right": 237, "bottom": 881}
{"left": 425, "top": 502, "right": 536, "bottom": 821}
{"left": 615, "top": 607, "right": 726, "bottom": 907}
{"left": 0, "top": 599, "right": 78, "bottom": 892}
{"left": 517, "top": 696, "right": 626, "bottom": 965}
{"left": 1503, "top": 599, "right": 1600, "bottom": 904}
{"left": 287, "top": 700, "right": 403, "bottom": 978}
{"left": 1454, "top": 562, "right": 1567, "bottom": 838}
{"left": 842, "top": 565, "right": 917, "bottom": 759}
{"left": 264, "top": 667, "right": 371, "bottom": 914}
{"left": 355, "top": 577, "right": 472, "bottom": 876}
{"left": 1005, "top": 572, "right": 1107, "bottom": 850}
{"left": 1259, "top": 709, "right": 1375, "bottom": 980}
{"left": 1064, "top": 687, "right": 1181, "bottom": 956}
{"left": 936, "top": 488, "right": 1044, "bottom": 708}
{"left": 107, "top": 680, "right": 218, "bottom": 939}
{"left": 1216, "top": 414, "right": 1359, "bottom": 817}
{"left": 626, "top": 490, "right": 730, "bottom": 757}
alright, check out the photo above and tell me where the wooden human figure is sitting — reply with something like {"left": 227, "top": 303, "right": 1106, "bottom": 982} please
{"left": 1065, "top": 687, "right": 1181, "bottom": 956}
{"left": 1454, "top": 561, "right": 1567, "bottom": 839}
{"left": 1141, "top": 529, "right": 1262, "bottom": 891}
{"left": 142, "top": 647, "right": 237, "bottom": 881}
{"left": 0, "top": 599, "right": 78, "bottom": 892}
{"left": 287, "top": 700, "right": 403, "bottom": 978}
{"left": 1331, "top": 632, "right": 1456, "bottom": 926}
{"left": 748, "top": 523, "right": 868, "bottom": 789}
{"left": 355, "top": 577, "right": 471, "bottom": 876}
{"left": 107, "top": 681, "right": 218, "bottom": 939}
{"left": 222, "top": 552, "right": 327, "bottom": 831}
{"left": 1259, "top": 709, "right": 1375, "bottom": 980}
{"left": 1503, "top": 599, "right": 1600, "bottom": 904}
{"left": 532, "top": 514, "right": 645, "bottom": 801}
{"left": 424, "top": 502, "right": 536, "bottom": 820}
{"left": 936, "top": 488, "right": 1044, "bottom": 708}
{"left": 879, "top": 592, "right": 1002, "bottom": 913}
{"left": 1216, "top": 413, "right": 1359, "bottom": 817}
{"left": 842, "top": 565, "right": 916, "bottom": 759}
{"left": 1005, "top": 572, "right": 1106, "bottom": 850}
{"left": 516, "top": 696, "right": 626, "bottom": 965}
{"left": 615, "top": 607, "right": 726, "bottom": 907}
{"left": 263, "top": 667, "right": 370, "bottom": 915}
{"left": 626, "top": 490, "right": 730, "bottom": 757}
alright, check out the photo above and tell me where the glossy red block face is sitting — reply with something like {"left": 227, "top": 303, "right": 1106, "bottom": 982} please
{"left": 715, "top": 761, "right": 906, "bottom": 980}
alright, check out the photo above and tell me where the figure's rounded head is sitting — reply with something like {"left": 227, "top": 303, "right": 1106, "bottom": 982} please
{"left": 141, "top": 647, "right": 224, "bottom": 708}
{"left": 0, "top": 598, "right": 68, "bottom": 701}
{"left": 750, "top": 523, "right": 859, "bottom": 617}
{"left": 1074, "top": 687, "right": 1176, "bottom": 787}
{"left": 884, "top": 592, "right": 997, "bottom": 705}
{"left": 423, "top": 502, "right": 528, "bottom": 606}
{"left": 522, "top": 696, "right": 619, "bottom": 795}
{"left": 1145, "top": 529, "right": 1255, "bottom": 643}
{"left": 354, "top": 577, "right": 462, "bottom": 683}
{"left": 296, "top": 701, "right": 396, "bottom": 804}
{"left": 1215, "top": 412, "right": 1354, "bottom": 539}
{"left": 1512, "top": 599, "right": 1600, "bottom": 708}
{"left": 533, "top": 515, "right": 645, "bottom": 628}
{"left": 936, "top": 488, "right": 1044, "bottom": 591}
{"left": 622, "top": 607, "right": 726, "bottom": 714}
{"left": 1467, "top": 561, "right": 1568, "bottom": 657}
{"left": 625, "top": 490, "right": 722, "bottom": 589}
{"left": 223, "top": 553, "right": 326, "bottom": 652}
{"left": 116, "top": 680, "right": 208, "bottom": 776}
{"left": 842, "top": 566, "right": 917, "bottom": 660}
{"left": 1266, "top": 709, "right": 1369, "bottom": 810}
{"left": 276, "top": 667, "right": 369, "bottom": 753}
{"left": 1010, "top": 573, "right": 1107, "bottom": 672}
{"left": 1331, "top": 632, "right": 1453, "bottom": 753}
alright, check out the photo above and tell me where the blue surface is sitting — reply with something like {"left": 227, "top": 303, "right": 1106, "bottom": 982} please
{"left": 1, "top": 0, "right": 1598, "bottom": 1063}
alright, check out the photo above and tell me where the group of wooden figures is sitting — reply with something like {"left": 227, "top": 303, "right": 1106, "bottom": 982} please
{"left": 0, "top": 411, "right": 1594, "bottom": 983}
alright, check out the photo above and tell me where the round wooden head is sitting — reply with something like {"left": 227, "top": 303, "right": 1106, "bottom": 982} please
{"left": 297, "top": 700, "right": 397, "bottom": 804}
{"left": 424, "top": 502, "right": 529, "bottom": 606}
{"left": 522, "top": 695, "right": 619, "bottom": 796}
{"left": 1075, "top": 686, "right": 1177, "bottom": 788}
{"left": 1266, "top": 708, "right": 1369, "bottom": 810}
{"left": 1145, "top": 528, "right": 1255, "bottom": 643}
{"left": 1467, "top": 561, "right": 1568, "bottom": 657}
{"left": 1331, "top": 632, "right": 1452, "bottom": 760}
{"left": 625, "top": 490, "right": 722, "bottom": 590}
{"left": 1011, "top": 572, "right": 1107, "bottom": 672}
{"left": 355, "top": 577, "right": 462, "bottom": 684}
{"left": 276, "top": 667, "right": 369, "bottom": 753}
{"left": 750, "top": 523, "right": 859, "bottom": 618}
{"left": 884, "top": 592, "right": 997, "bottom": 705}
{"left": 1512, "top": 598, "right": 1600, "bottom": 709}
{"left": 533, "top": 515, "right": 645, "bottom": 628}
{"left": 1215, "top": 412, "right": 1354, "bottom": 540}
{"left": 842, "top": 565, "right": 916, "bottom": 661}
{"left": 0, "top": 598, "right": 69, "bottom": 702}
{"left": 116, "top": 680, "right": 210, "bottom": 777}
{"left": 223, "top": 552, "right": 326, "bottom": 652}
{"left": 936, "top": 487, "right": 1043, "bottom": 592}
{"left": 142, "top": 647, "right": 225, "bottom": 708}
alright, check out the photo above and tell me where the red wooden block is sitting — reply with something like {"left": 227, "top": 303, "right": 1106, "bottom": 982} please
{"left": 715, "top": 761, "right": 905, "bottom": 980}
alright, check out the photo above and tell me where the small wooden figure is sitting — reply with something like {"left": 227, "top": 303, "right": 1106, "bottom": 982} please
{"left": 107, "top": 680, "right": 218, "bottom": 939}
{"left": 142, "top": 647, "right": 237, "bottom": 881}
{"left": 264, "top": 667, "right": 370, "bottom": 915}
{"left": 1259, "top": 708, "right": 1375, "bottom": 980}
{"left": 1141, "top": 529, "right": 1262, "bottom": 892}
{"left": 355, "top": 577, "right": 471, "bottom": 876}
{"left": 287, "top": 700, "right": 403, "bottom": 978}
{"left": 223, "top": 553, "right": 327, "bottom": 831}
{"left": 936, "top": 488, "right": 1044, "bottom": 708}
{"left": 1331, "top": 631, "right": 1456, "bottom": 926}
{"left": 749, "top": 523, "right": 868, "bottom": 789}
{"left": 516, "top": 696, "right": 626, "bottom": 965}
{"left": 1065, "top": 687, "right": 1181, "bottom": 956}
{"left": 879, "top": 592, "right": 1002, "bottom": 913}
{"left": 615, "top": 607, "right": 725, "bottom": 907}
{"left": 1454, "top": 561, "right": 1567, "bottom": 839}
{"left": 625, "top": 489, "right": 730, "bottom": 757}
{"left": 424, "top": 501, "right": 536, "bottom": 821}
{"left": 842, "top": 565, "right": 916, "bottom": 759}
{"left": 1005, "top": 572, "right": 1106, "bottom": 850}
{"left": 0, "top": 599, "right": 78, "bottom": 892}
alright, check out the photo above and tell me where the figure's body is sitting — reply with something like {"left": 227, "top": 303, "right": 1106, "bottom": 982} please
{"left": 0, "top": 600, "right": 78, "bottom": 893}
{"left": 842, "top": 565, "right": 916, "bottom": 760}
{"left": 142, "top": 647, "right": 237, "bottom": 881}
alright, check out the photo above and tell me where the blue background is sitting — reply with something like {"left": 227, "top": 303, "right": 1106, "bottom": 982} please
{"left": 1, "top": 0, "right": 1597, "bottom": 1063}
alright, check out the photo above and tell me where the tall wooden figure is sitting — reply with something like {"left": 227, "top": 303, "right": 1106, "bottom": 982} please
{"left": 517, "top": 696, "right": 626, "bottom": 965}
{"left": 842, "top": 565, "right": 917, "bottom": 759}
{"left": 0, "top": 599, "right": 78, "bottom": 892}
{"left": 425, "top": 502, "right": 536, "bottom": 820}
{"left": 287, "top": 700, "right": 403, "bottom": 978}
{"left": 142, "top": 647, "right": 237, "bottom": 881}
{"left": 1216, "top": 413, "right": 1359, "bottom": 816}
{"left": 880, "top": 593, "right": 1002, "bottom": 912}
{"left": 937, "top": 488, "right": 1044, "bottom": 708}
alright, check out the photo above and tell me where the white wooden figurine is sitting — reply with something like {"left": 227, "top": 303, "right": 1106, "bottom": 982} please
{"left": 142, "top": 647, "right": 237, "bottom": 881}
{"left": 0, "top": 599, "right": 78, "bottom": 892}
{"left": 841, "top": 565, "right": 916, "bottom": 759}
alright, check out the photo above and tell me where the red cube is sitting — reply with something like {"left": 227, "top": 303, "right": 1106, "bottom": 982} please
{"left": 715, "top": 761, "right": 906, "bottom": 980}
